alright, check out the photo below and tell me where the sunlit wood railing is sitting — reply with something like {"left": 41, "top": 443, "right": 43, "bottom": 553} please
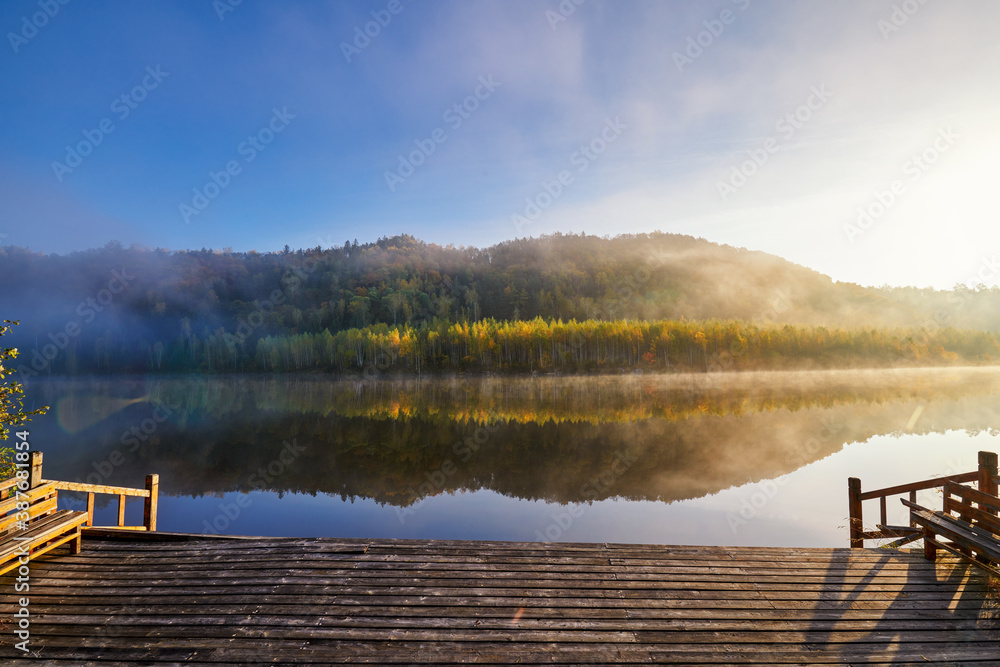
{"left": 0, "top": 452, "right": 89, "bottom": 574}
{"left": 0, "top": 475, "right": 20, "bottom": 500}
{"left": 0, "top": 451, "right": 158, "bottom": 573}
{"left": 44, "top": 475, "right": 158, "bottom": 532}
{"left": 848, "top": 450, "right": 999, "bottom": 549}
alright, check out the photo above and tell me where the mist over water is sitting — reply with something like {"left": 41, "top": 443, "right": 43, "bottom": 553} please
{"left": 23, "top": 367, "right": 1000, "bottom": 546}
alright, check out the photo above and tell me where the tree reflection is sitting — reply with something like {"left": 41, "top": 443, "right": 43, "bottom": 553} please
{"left": 28, "top": 368, "right": 1000, "bottom": 507}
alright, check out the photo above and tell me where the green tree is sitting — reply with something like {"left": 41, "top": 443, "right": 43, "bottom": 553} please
{"left": 0, "top": 321, "right": 49, "bottom": 479}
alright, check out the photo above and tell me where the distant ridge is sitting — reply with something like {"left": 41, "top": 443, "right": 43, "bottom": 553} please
{"left": 1, "top": 232, "right": 998, "bottom": 375}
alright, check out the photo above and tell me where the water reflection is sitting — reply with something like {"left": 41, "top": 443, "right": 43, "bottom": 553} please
{"left": 24, "top": 368, "right": 1000, "bottom": 512}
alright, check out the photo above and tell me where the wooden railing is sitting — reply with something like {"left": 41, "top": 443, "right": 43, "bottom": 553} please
{"left": 848, "top": 450, "right": 999, "bottom": 548}
{"left": 0, "top": 453, "right": 91, "bottom": 574}
{"left": 46, "top": 476, "right": 158, "bottom": 532}
{"left": 0, "top": 474, "right": 21, "bottom": 500}
{"left": 4, "top": 450, "right": 159, "bottom": 532}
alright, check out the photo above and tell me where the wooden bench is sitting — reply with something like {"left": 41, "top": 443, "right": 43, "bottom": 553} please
{"left": 848, "top": 451, "right": 1000, "bottom": 575}
{"left": 0, "top": 454, "right": 89, "bottom": 576}
{"left": 902, "top": 480, "right": 1000, "bottom": 571}
{"left": 0, "top": 451, "right": 159, "bottom": 576}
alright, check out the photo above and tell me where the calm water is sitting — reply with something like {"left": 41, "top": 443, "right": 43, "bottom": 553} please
{"left": 18, "top": 367, "right": 1000, "bottom": 547}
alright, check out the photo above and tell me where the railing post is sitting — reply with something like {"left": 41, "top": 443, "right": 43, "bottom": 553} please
{"left": 944, "top": 483, "right": 971, "bottom": 556}
{"left": 923, "top": 526, "right": 936, "bottom": 561}
{"left": 86, "top": 492, "right": 95, "bottom": 527}
{"left": 117, "top": 494, "right": 127, "bottom": 527}
{"left": 27, "top": 451, "right": 43, "bottom": 490}
{"left": 848, "top": 477, "right": 863, "bottom": 548}
{"left": 979, "top": 450, "right": 998, "bottom": 497}
{"left": 143, "top": 474, "right": 158, "bottom": 531}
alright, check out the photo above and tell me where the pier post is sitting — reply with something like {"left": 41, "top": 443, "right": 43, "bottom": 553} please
{"left": 979, "top": 450, "right": 998, "bottom": 499}
{"left": 848, "top": 477, "right": 863, "bottom": 548}
{"left": 144, "top": 474, "right": 158, "bottom": 531}
{"left": 27, "top": 451, "right": 43, "bottom": 489}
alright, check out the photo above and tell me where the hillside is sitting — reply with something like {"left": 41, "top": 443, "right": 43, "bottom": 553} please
{"left": 0, "top": 232, "right": 997, "bottom": 375}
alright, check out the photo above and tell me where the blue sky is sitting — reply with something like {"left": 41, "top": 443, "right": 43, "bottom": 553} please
{"left": 1, "top": 0, "right": 998, "bottom": 289}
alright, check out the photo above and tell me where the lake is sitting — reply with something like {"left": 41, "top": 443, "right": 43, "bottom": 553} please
{"left": 18, "top": 367, "right": 1000, "bottom": 547}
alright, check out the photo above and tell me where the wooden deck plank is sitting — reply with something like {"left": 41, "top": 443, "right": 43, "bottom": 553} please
{"left": 4, "top": 591, "right": 995, "bottom": 609}
{"left": 14, "top": 575, "right": 983, "bottom": 596}
{"left": 5, "top": 592, "right": 995, "bottom": 608}
{"left": 8, "top": 586, "right": 983, "bottom": 604}
{"left": 40, "top": 544, "right": 960, "bottom": 562}
{"left": 22, "top": 553, "right": 972, "bottom": 574}
{"left": 20, "top": 612, "right": 1000, "bottom": 633}
{"left": 17, "top": 622, "right": 1000, "bottom": 646}
{"left": 14, "top": 568, "right": 988, "bottom": 589}
{"left": 3, "top": 601, "right": 995, "bottom": 621}
{"left": 73, "top": 539, "right": 933, "bottom": 560}
{"left": 23, "top": 561, "right": 961, "bottom": 577}
{"left": 24, "top": 558, "right": 954, "bottom": 580}
{"left": 10, "top": 638, "right": 1000, "bottom": 662}
{"left": 27, "top": 558, "right": 959, "bottom": 579}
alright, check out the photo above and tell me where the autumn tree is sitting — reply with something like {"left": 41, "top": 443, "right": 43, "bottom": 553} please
{"left": 0, "top": 320, "right": 49, "bottom": 479}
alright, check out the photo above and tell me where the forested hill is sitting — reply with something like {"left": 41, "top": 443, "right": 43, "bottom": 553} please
{"left": 1, "top": 232, "right": 998, "bottom": 375}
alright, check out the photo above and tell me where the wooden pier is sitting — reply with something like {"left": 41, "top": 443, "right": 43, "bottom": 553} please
{"left": 2, "top": 535, "right": 999, "bottom": 664}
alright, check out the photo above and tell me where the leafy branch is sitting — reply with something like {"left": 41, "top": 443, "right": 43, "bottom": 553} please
{"left": 0, "top": 320, "right": 48, "bottom": 478}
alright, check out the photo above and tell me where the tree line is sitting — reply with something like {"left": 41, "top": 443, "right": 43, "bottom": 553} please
{"left": 248, "top": 317, "right": 997, "bottom": 374}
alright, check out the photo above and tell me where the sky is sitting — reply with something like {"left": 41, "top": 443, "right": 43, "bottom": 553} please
{"left": 1, "top": 0, "right": 999, "bottom": 290}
